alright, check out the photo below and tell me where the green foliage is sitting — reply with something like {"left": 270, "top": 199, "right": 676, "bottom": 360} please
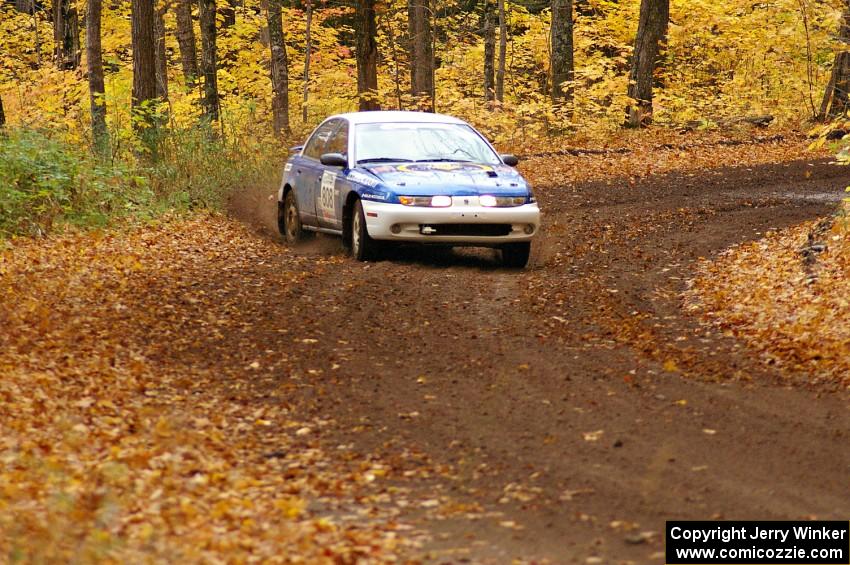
{"left": 0, "top": 129, "right": 147, "bottom": 236}
{"left": 146, "top": 119, "right": 283, "bottom": 210}
{"left": 0, "top": 126, "right": 282, "bottom": 238}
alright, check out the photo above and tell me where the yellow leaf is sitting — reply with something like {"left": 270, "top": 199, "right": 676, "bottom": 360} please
{"left": 274, "top": 497, "right": 305, "bottom": 519}
{"left": 154, "top": 417, "right": 171, "bottom": 437}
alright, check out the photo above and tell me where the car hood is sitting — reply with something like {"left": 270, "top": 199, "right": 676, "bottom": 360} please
{"left": 362, "top": 162, "right": 528, "bottom": 195}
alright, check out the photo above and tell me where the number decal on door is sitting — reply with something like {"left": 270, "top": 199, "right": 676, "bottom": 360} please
{"left": 319, "top": 171, "right": 336, "bottom": 221}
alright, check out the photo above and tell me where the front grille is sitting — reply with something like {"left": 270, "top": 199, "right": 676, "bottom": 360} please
{"left": 419, "top": 223, "right": 512, "bottom": 237}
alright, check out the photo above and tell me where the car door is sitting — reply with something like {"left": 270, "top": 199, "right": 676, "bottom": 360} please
{"left": 294, "top": 120, "right": 338, "bottom": 227}
{"left": 314, "top": 120, "right": 350, "bottom": 230}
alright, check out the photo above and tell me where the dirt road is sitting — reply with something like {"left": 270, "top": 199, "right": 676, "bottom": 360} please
{"left": 224, "top": 158, "right": 850, "bottom": 563}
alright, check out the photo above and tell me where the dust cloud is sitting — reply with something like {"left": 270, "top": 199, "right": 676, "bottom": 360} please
{"left": 226, "top": 183, "right": 344, "bottom": 255}
{"left": 227, "top": 184, "right": 279, "bottom": 237}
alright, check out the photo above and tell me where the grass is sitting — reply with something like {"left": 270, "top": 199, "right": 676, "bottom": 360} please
{"left": 0, "top": 125, "right": 283, "bottom": 238}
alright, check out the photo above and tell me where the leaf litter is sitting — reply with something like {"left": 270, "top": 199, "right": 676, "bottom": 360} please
{"left": 519, "top": 132, "right": 830, "bottom": 188}
{"left": 0, "top": 214, "right": 426, "bottom": 562}
{"left": 686, "top": 211, "right": 850, "bottom": 387}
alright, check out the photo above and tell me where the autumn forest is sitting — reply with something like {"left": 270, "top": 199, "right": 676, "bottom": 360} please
{"left": 3, "top": 0, "right": 850, "bottom": 141}
{"left": 2, "top": 0, "right": 850, "bottom": 562}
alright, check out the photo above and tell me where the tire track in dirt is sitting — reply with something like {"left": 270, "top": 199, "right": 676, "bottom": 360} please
{"left": 219, "top": 158, "right": 850, "bottom": 563}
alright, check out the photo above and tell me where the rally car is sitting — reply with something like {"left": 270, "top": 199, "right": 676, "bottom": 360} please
{"left": 277, "top": 111, "right": 540, "bottom": 267}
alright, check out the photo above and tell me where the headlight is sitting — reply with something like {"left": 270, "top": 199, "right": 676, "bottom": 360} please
{"left": 479, "top": 195, "right": 497, "bottom": 207}
{"left": 431, "top": 195, "right": 452, "bottom": 207}
{"left": 398, "top": 195, "right": 452, "bottom": 207}
{"left": 480, "top": 195, "right": 528, "bottom": 207}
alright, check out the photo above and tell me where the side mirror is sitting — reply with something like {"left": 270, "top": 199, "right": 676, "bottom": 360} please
{"left": 320, "top": 152, "right": 348, "bottom": 168}
{"left": 501, "top": 154, "right": 519, "bottom": 167}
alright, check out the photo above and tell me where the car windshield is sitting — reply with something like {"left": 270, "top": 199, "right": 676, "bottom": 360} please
{"left": 355, "top": 122, "right": 501, "bottom": 165}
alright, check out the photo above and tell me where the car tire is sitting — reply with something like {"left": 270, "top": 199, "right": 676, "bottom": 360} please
{"left": 501, "top": 242, "right": 531, "bottom": 269}
{"left": 280, "top": 191, "right": 308, "bottom": 244}
{"left": 351, "top": 199, "right": 380, "bottom": 261}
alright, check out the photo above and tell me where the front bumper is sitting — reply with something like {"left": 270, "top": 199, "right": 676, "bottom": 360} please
{"left": 361, "top": 200, "right": 540, "bottom": 245}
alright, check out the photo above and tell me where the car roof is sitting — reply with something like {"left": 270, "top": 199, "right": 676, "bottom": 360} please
{"left": 331, "top": 111, "right": 468, "bottom": 126}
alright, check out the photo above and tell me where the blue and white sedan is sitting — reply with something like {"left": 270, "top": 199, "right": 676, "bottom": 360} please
{"left": 277, "top": 111, "right": 540, "bottom": 267}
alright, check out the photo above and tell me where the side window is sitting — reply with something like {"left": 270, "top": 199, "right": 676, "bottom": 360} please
{"left": 324, "top": 121, "right": 349, "bottom": 156}
{"left": 303, "top": 120, "right": 338, "bottom": 160}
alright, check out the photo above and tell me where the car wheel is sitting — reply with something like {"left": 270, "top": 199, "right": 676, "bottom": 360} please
{"left": 501, "top": 242, "right": 531, "bottom": 268}
{"left": 351, "top": 199, "right": 379, "bottom": 261}
{"left": 281, "top": 191, "right": 306, "bottom": 244}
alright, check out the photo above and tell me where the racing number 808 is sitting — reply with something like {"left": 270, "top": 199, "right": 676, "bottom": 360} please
{"left": 320, "top": 172, "right": 336, "bottom": 218}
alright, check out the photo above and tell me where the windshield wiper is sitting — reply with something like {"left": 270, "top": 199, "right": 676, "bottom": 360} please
{"left": 357, "top": 157, "right": 414, "bottom": 164}
{"left": 415, "top": 158, "right": 474, "bottom": 163}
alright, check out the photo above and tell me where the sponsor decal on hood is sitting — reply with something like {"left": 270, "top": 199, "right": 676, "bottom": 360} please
{"left": 364, "top": 162, "right": 525, "bottom": 191}
{"left": 366, "top": 162, "right": 517, "bottom": 175}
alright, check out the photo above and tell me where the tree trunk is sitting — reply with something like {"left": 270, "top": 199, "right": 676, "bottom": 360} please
{"left": 408, "top": 0, "right": 434, "bottom": 111}
{"left": 15, "top": 0, "right": 34, "bottom": 14}
{"left": 33, "top": 6, "right": 43, "bottom": 67}
{"left": 483, "top": 0, "right": 496, "bottom": 102}
{"left": 131, "top": 0, "right": 157, "bottom": 122}
{"left": 87, "top": 0, "right": 108, "bottom": 151}
{"left": 625, "top": 0, "right": 669, "bottom": 127}
{"left": 53, "top": 0, "right": 80, "bottom": 70}
{"left": 154, "top": 2, "right": 169, "bottom": 101}
{"left": 0, "top": 94, "right": 5, "bottom": 129}
{"left": 820, "top": 0, "right": 850, "bottom": 119}
{"left": 221, "top": 0, "right": 236, "bottom": 28}
{"left": 14, "top": 0, "right": 43, "bottom": 66}
{"left": 258, "top": 0, "right": 269, "bottom": 47}
{"left": 382, "top": 9, "right": 403, "bottom": 110}
{"left": 198, "top": 0, "right": 220, "bottom": 121}
{"left": 175, "top": 0, "right": 199, "bottom": 88}
{"left": 267, "top": 0, "right": 290, "bottom": 135}
{"left": 356, "top": 0, "right": 380, "bottom": 111}
{"left": 550, "top": 0, "right": 573, "bottom": 105}
{"left": 302, "top": 0, "right": 312, "bottom": 124}
{"left": 496, "top": 0, "right": 506, "bottom": 102}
